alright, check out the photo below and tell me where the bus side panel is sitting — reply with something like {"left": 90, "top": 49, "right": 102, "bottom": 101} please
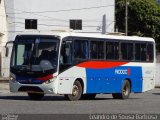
{"left": 86, "top": 66, "right": 143, "bottom": 94}
{"left": 57, "top": 67, "right": 87, "bottom": 94}
{"left": 129, "top": 67, "right": 143, "bottom": 93}
{"left": 142, "top": 65, "right": 155, "bottom": 92}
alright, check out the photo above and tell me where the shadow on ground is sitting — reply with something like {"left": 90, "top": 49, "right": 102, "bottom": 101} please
{"left": 0, "top": 95, "right": 140, "bottom": 101}
{"left": 152, "top": 93, "right": 160, "bottom": 95}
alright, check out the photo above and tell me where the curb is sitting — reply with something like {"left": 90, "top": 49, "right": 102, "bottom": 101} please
{"left": 155, "top": 86, "right": 160, "bottom": 88}
{"left": 0, "top": 78, "right": 9, "bottom": 83}
{"left": 0, "top": 80, "right": 9, "bottom": 83}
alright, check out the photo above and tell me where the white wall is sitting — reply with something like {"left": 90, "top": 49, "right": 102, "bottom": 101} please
{"left": 5, "top": 0, "right": 115, "bottom": 39}
{"left": 0, "top": 0, "right": 9, "bottom": 77}
{"left": 156, "top": 53, "right": 160, "bottom": 87}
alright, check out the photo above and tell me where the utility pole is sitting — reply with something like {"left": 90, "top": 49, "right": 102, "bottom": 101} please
{"left": 102, "top": 14, "right": 106, "bottom": 34}
{"left": 125, "top": 0, "right": 128, "bottom": 36}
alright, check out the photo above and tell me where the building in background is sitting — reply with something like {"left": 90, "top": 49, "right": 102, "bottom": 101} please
{"left": 1, "top": 0, "right": 115, "bottom": 77}
{"left": 0, "top": 0, "right": 8, "bottom": 78}
{"left": 5, "top": 0, "right": 115, "bottom": 40}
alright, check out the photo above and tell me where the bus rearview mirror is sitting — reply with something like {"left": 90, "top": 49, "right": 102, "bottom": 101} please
{"left": 5, "top": 47, "right": 9, "bottom": 57}
{"left": 5, "top": 41, "right": 14, "bottom": 57}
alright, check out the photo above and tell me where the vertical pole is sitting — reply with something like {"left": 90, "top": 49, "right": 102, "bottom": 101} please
{"left": 102, "top": 14, "right": 106, "bottom": 34}
{"left": 125, "top": 0, "right": 128, "bottom": 36}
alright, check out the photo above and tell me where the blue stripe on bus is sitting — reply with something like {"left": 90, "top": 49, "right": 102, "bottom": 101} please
{"left": 16, "top": 76, "right": 44, "bottom": 84}
{"left": 86, "top": 66, "right": 143, "bottom": 93}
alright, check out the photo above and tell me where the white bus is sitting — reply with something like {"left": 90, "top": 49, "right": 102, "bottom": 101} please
{"left": 6, "top": 32, "right": 156, "bottom": 101}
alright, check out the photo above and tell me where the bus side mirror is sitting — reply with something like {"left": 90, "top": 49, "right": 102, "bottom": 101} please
{"left": 5, "top": 41, "right": 13, "bottom": 57}
{"left": 5, "top": 47, "right": 9, "bottom": 57}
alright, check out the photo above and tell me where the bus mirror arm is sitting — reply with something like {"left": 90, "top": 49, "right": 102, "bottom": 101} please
{"left": 5, "top": 41, "right": 14, "bottom": 57}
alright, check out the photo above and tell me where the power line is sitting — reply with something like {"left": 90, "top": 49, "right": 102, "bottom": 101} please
{"left": 6, "top": 15, "right": 103, "bottom": 22}
{"left": 2, "top": 4, "right": 115, "bottom": 23}
{"left": 4, "top": 5, "right": 70, "bottom": 21}
{"left": 1, "top": 4, "right": 115, "bottom": 32}
{"left": 0, "top": 15, "right": 103, "bottom": 23}
{"left": 7, "top": 5, "right": 114, "bottom": 14}
{"left": 8, "top": 25, "right": 24, "bottom": 29}
{"left": 7, "top": 16, "right": 70, "bottom": 23}
{"left": 5, "top": 20, "right": 115, "bottom": 32}
{"left": 8, "top": 21, "right": 102, "bottom": 28}
{"left": 7, "top": 20, "right": 115, "bottom": 32}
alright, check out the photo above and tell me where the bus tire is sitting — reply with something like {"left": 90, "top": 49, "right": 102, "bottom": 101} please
{"left": 65, "top": 80, "right": 83, "bottom": 101}
{"left": 82, "top": 94, "right": 96, "bottom": 100}
{"left": 112, "top": 80, "right": 131, "bottom": 99}
{"left": 28, "top": 93, "right": 44, "bottom": 100}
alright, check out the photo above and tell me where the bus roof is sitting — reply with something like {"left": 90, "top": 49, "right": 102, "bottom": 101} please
{"left": 17, "top": 31, "right": 155, "bottom": 42}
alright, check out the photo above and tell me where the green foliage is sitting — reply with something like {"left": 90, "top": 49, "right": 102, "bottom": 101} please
{"left": 116, "top": 0, "right": 160, "bottom": 51}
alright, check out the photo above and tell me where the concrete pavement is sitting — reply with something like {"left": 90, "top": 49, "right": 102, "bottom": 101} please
{"left": 0, "top": 89, "right": 160, "bottom": 114}
{"left": 0, "top": 82, "right": 9, "bottom": 94}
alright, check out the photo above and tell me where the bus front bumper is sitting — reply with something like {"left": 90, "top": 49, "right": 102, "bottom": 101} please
{"left": 9, "top": 80, "right": 57, "bottom": 94}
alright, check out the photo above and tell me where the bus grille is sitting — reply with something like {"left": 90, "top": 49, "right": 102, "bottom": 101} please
{"left": 18, "top": 86, "right": 44, "bottom": 93}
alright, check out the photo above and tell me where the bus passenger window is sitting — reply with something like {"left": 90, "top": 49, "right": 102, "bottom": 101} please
{"left": 106, "top": 42, "right": 119, "bottom": 60}
{"left": 90, "top": 41, "right": 104, "bottom": 59}
{"left": 60, "top": 41, "right": 72, "bottom": 64}
{"left": 147, "top": 43, "right": 154, "bottom": 62}
{"left": 74, "top": 40, "right": 88, "bottom": 62}
{"left": 135, "top": 43, "right": 141, "bottom": 61}
{"left": 59, "top": 41, "right": 73, "bottom": 73}
{"left": 121, "top": 43, "right": 133, "bottom": 61}
{"left": 135, "top": 43, "right": 147, "bottom": 61}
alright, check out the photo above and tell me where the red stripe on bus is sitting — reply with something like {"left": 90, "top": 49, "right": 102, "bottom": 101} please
{"left": 37, "top": 74, "right": 53, "bottom": 81}
{"left": 77, "top": 61, "right": 128, "bottom": 69}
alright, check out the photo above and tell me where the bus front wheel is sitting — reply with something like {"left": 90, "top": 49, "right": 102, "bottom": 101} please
{"left": 112, "top": 80, "right": 131, "bottom": 99}
{"left": 28, "top": 93, "right": 44, "bottom": 100}
{"left": 65, "top": 80, "right": 82, "bottom": 101}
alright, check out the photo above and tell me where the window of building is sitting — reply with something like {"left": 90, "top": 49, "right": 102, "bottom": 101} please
{"left": 90, "top": 41, "right": 104, "bottom": 59}
{"left": 74, "top": 40, "right": 88, "bottom": 63}
{"left": 25, "top": 19, "right": 37, "bottom": 29}
{"left": 70, "top": 20, "right": 82, "bottom": 30}
{"left": 106, "top": 42, "right": 119, "bottom": 60}
{"left": 121, "top": 43, "right": 133, "bottom": 60}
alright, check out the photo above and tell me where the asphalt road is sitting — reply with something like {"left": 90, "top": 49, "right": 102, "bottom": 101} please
{"left": 0, "top": 88, "right": 160, "bottom": 114}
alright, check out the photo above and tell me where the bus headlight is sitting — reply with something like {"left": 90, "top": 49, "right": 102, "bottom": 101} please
{"left": 37, "top": 74, "right": 56, "bottom": 84}
{"left": 44, "top": 77, "right": 56, "bottom": 84}
{"left": 10, "top": 73, "right": 16, "bottom": 82}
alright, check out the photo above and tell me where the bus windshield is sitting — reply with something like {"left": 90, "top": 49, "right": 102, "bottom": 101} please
{"left": 11, "top": 35, "right": 59, "bottom": 77}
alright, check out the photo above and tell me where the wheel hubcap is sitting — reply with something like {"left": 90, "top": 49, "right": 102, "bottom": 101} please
{"left": 72, "top": 85, "right": 79, "bottom": 96}
{"left": 123, "top": 86, "right": 129, "bottom": 96}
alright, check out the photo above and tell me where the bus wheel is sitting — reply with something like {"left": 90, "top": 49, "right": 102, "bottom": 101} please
{"left": 28, "top": 93, "right": 44, "bottom": 100}
{"left": 65, "top": 80, "right": 82, "bottom": 101}
{"left": 112, "top": 80, "right": 131, "bottom": 99}
{"left": 121, "top": 80, "right": 131, "bottom": 99}
{"left": 82, "top": 94, "right": 96, "bottom": 100}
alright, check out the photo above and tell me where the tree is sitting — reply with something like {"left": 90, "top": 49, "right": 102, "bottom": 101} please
{"left": 116, "top": 0, "right": 160, "bottom": 51}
